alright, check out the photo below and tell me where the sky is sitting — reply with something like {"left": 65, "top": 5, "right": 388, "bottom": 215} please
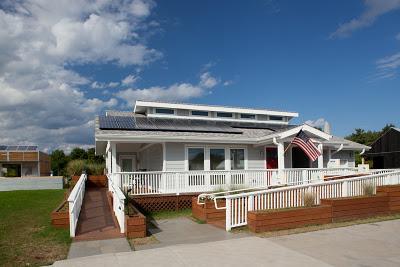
{"left": 0, "top": 0, "right": 399, "bottom": 152}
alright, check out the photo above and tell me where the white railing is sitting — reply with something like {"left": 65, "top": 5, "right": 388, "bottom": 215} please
{"left": 215, "top": 170, "right": 400, "bottom": 231}
{"left": 108, "top": 174, "right": 125, "bottom": 233}
{"left": 67, "top": 174, "right": 87, "bottom": 237}
{"left": 282, "top": 167, "right": 358, "bottom": 185}
{"left": 114, "top": 169, "right": 279, "bottom": 195}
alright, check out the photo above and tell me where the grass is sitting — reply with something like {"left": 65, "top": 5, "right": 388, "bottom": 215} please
{"left": 254, "top": 213, "right": 400, "bottom": 238}
{"left": 146, "top": 208, "right": 193, "bottom": 220}
{"left": 0, "top": 190, "right": 71, "bottom": 266}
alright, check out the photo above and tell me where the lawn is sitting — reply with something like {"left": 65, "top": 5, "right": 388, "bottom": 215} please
{"left": 146, "top": 208, "right": 193, "bottom": 220}
{"left": 0, "top": 190, "right": 71, "bottom": 266}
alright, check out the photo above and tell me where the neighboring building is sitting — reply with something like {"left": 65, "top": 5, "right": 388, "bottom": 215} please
{"left": 95, "top": 100, "right": 369, "bottom": 175}
{"left": 365, "top": 127, "right": 400, "bottom": 169}
{"left": 0, "top": 145, "right": 51, "bottom": 177}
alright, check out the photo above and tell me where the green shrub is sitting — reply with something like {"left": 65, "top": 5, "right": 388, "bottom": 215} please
{"left": 303, "top": 191, "right": 315, "bottom": 207}
{"left": 363, "top": 183, "right": 375, "bottom": 196}
{"left": 66, "top": 159, "right": 86, "bottom": 177}
{"left": 86, "top": 162, "right": 105, "bottom": 175}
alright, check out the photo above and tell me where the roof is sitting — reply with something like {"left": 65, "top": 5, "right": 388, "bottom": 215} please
{"left": 134, "top": 100, "right": 299, "bottom": 118}
{"left": 95, "top": 115, "right": 367, "bottom": 152}
{"left": 0, "top": 145, "right": 38, "bottom": 151}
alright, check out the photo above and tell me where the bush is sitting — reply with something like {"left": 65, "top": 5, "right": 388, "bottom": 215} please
{"left": 66, "top": 160, "right": 86, "bottom": 177}
{"left": 86, "top": 163, "right": 105, "bottom": 175}
{"left": 303, "top": 191, "right": 315, "bottom": 207}
{"left": 363, "top": 183, "right": 375, "bottom": 196}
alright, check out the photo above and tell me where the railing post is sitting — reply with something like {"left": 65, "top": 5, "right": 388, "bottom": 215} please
{"left": 225, "top": 198, "right": 231, "bottom": 231}
{"left": 302, "top": 170, "right": 308, "bottom": 184}
{"left": 176, "top": 173, "right": 181, "bottom": 196}
{"left": 271, "top": 171, "right": 278, "bottom": 186}
{"left": 226, "top": 171, "right": 231, "bottom": 190}
{"left": 342, "top": 180, "right": 348, "bottom": 197}
{"left": 248, "top": 196, "right": 254, "bottom": 211}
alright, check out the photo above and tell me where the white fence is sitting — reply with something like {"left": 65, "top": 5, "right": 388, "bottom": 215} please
{"left": 67, "top": 174, "right": 87, "bottom": 237}
{"left": 107, "top": 174, "right": 125, "bottom": 233}
{"left": 112, "top": 167, "right": 367, "bottom": 195}
{"left": 211, "top": 170, "right": 400, "bottom": 231}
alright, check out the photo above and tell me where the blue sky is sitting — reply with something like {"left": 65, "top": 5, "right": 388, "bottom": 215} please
{"left": 0, "top": 0, "right": 399, "bottom": 150}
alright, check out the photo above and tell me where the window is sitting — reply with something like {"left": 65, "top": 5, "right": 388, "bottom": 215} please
{"left": 188, "top": 148, "right": 204, "bottom": 170}
{"left": 216, "top": 112, "right": 233, "bottom": 118}
{"left": 191, "top": 110, "right": 209, "bottom": 117}
{"left": 210, "top": 148, "right": 225, "bottom": 170}
{"left": 270, "top": 116, "right": 283, "bottom": 121}
{"left": 155, "top": 108, "right": 174, "bottom": 115}
{"left": 230, "top": 149, "right": 245, "bottom": 170}
{"left": 240, "top": 114, "right": 256, "bottom": 119}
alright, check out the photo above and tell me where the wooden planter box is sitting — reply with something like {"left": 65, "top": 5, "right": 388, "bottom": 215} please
{"left": 192, "top": 197, "right": 226, "bottom": 223}
{"left": 247, "top": 205, "right": 332, "bottom": 233}
{"left": 51, "top": 200, "right": 69, "bottom": 229}
{"left": 87, "top": 175, "right": 107, "bottom": 187}
{"left": 377, "top": 185, "right": 400, "bottom": 214}
{"left": 125, "top": 204, "right": 146, "bottom": 238}
{"left": 321, "top": 194, "right": 389, "bottom": 222}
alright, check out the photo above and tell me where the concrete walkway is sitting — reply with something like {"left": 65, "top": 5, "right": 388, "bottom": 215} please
{"left": 55, "top": 219, "right": 400, "bottom": 266}
{"left": 68, "top": 238, "right": 131, "bottom": 259}
{"left": 134, "top": 217, "right": 248, "bottom": 250}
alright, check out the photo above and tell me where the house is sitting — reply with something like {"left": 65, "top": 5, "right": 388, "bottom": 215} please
{"left": 365, "top": 127, "right": 400, "bottom": 169}
{"left": 95, "top": 100, "right": 369, "bottom": 194}
{"left": 0, "top": 145, "right": 51, "bottom": 177}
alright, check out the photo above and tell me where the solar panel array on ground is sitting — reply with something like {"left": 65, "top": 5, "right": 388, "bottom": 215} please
{"left": 99, "top": 116, "right": 243, "bottom": 134}
{"left": 0, "top": 145, "right": 38, "bottom": 151}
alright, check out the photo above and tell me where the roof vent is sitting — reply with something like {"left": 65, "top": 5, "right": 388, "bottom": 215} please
{"left": 323, "top": 121, "right": 331, "bottom": 135}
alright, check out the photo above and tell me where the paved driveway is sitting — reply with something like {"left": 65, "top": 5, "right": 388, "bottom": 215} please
{"left": 54, "top": 219, "right": 400, "bottom": 266}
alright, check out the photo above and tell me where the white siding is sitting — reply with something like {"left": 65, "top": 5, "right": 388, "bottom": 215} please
{"left": 247, "top": 146, "right": 265, "bottom": 169}
{"left": 331, "top": 150, "right": 355, "bottom": 168}
{"left": 165, "top": 143, "right": 185, "bottom": 171}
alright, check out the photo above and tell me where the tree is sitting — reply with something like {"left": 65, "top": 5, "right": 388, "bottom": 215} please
{"left": 87, "top": 148, "right": 104, "bottom": 164}
{"left": 51, "top": 149, "right": 69, "bottom": 176}
{"left": 70, "top": 147, "right": 87, "bottom": 160}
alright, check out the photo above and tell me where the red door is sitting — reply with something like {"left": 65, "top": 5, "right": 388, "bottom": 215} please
{"left": 266, "top": 147, "right": 278, "bottom": 169}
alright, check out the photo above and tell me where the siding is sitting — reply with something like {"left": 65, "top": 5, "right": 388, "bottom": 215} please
{"left": 247, "top": 146, "right": 265, "bottom": 169}
{"left": 165, "top": 143, "right": 185, "bottom": 171}
{"left": 330, "top": 150, "right": 355, "bottom": 168}
{"left": 0, "top": 177, "right": 63, "bottom": 191}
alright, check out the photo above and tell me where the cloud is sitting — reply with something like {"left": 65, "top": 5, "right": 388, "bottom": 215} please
{"left": 396, "top": 32, "right": 400, "bottom": 40}
{"left": 116, "top": 71, "right": 219, "bottom": 103}
{"left": 0, "top": 0, "right": 160, "bottom": 151}
{"left": 330, "top": 0, "right": 400, "bottom": 39}
{"left": 305, "top": 118, "right": 328, "bottom": 129}
{"left": 122, "top": 74, "right": 139, "bottom": 86}
{"left": 223, "top": 80, "right": 234, "bottom": 86}
{"left": 374, "top": 52, "right": 400, "bottom": 79}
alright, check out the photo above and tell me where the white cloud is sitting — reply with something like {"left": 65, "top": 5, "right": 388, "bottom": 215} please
{"left": 374, "top": 52, "right": 400, "bottom": 79}
{"left": 199, "top": 72, "right": 219, "bottom": 88}
{"left": 330, "top": 0, "right": 400, "bottom": 39}
{"left": 0, "top": 0, "right": 160, "bottom": 151}
{"left": 116, "top": 72, "right": 219, "bottom": 104}
{"left": 122, "top": 74, "right": 139, "bottom": 86}
{"left": 305, "top": 118, "right": 328, "bottom": 129}
{"left": 396, "top": 32, "right": 400, "bottom": 40}
{"left": 223, "top": 80, "right": 234, "bottom": 86}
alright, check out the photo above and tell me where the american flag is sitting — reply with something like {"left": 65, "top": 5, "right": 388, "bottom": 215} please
{"left": 291, "top": 130, "right": 321, "bottom": 162}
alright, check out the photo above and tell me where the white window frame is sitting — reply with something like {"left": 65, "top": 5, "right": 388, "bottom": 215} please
{"left": 118, "top": 155, "right": 137, "bottom": 172}
{"left": 208, "top": 146, "right": 227, "bottom": 171}
{"left": 184, "top": 145, "right": 248, "bottom": 171}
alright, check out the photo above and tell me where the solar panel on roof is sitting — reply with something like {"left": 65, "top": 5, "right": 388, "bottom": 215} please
{"left": 99, "top": 116, "right": 242, "bottom": 134}
{"left": 0, "top": 145, "right": 7, "bottom": 151}
{"left": 27, "top": 146, "right": 38, "bottom": 151}
{"left": 7, "top": 146, "right": 18, "bottom": 151}
{"left": 17, "top": 146, "right": 28, "bottom": 151}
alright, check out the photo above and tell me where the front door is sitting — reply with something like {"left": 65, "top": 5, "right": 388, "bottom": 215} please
{"left": 266, "top": 147, "right": 278, "bottom": 169}
{"left": 119, "top": 155, "right": 136, "bottom": 172}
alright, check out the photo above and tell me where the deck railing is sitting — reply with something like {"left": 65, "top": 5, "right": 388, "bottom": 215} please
{"left": 67, "top": 173, "right": 87, "bottom": 237}
{"left": 112, "top": 167, "right": 370, "bottom": 196}
{"left": 211, "top": 170, "right": 400, "bottom": 231}
{"left": 107, "top": 174, "right": 125, "bottom": 233}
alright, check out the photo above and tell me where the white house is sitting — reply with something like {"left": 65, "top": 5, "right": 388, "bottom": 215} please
{"left": 95, "top": 100, "right": 370, "bottom": 194}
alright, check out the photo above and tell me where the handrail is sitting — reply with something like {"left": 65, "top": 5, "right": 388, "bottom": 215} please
{"left": 67, "top": 173, "right": 87, "bottom": 237}
{"left": 107, "top": 174, "right": 126, "bottom": 233}
{"left": 213, "top": 170, "right": 400, "bottom": 210}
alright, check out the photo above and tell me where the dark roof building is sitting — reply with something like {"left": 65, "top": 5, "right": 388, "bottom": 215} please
{"left": 365, "top": 127, "right": 400, "bottom": 169}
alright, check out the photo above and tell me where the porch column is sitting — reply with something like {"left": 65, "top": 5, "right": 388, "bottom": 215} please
{"left": 277, "top": 141, "right": 285, "bottom": 183}
{"left": 111, "top": 142, "right": 117, "bottom": 173}
{"left": 317, "top": 143, "right": 323, "bottom": 168}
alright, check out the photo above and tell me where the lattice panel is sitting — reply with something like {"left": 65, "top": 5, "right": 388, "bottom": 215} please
{"left": 130, "top": 194, "right": 199, "bottom": 213}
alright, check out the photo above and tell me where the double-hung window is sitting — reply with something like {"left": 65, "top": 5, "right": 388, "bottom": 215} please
{"left": 188, "top": 148, "right": 204, "bottom": 170}
{"left": 230, "top": 149, "right": 245, "bottom": 170}
{"left": 210, "top": 148, "right": 225, "bottom": 170}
